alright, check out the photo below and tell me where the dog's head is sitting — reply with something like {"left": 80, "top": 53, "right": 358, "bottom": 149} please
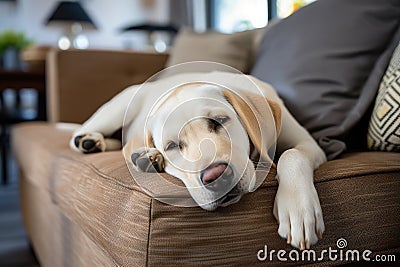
{"left": 127, "top": 82, "right": 281, "bottom": 210}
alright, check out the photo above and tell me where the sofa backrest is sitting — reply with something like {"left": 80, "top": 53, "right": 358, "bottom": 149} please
{"left": 46, "top": 49, "right": 168, "bottom": 123}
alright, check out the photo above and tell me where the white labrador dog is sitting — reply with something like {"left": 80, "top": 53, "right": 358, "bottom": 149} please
{"left": 70, "top": 72, "right": 326, "bottom": 250}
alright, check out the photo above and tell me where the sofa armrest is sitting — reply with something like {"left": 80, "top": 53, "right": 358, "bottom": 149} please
{"left": 46, "top": 49, "right": 169, "bottom": 123}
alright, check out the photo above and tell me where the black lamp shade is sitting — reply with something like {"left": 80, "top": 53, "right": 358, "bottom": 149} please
{"left": 45, "top": 1, "right": 96, "bottom": 29}
{"left": 121, "top": 23, "right": 178, "bottom": 34}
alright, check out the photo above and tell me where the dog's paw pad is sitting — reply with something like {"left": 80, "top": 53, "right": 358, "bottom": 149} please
{"left": 131, "top": 148, "right": 164, "bottom": 173}
{"left": 73, "top": 133, "right": 105, "bottom": 153}
{"left": 74, "top": 135, "right": 83, "bottom": 148}
{"left": 131, "top": 152, "right": 141, "bottom": 164}
{"left": 82, "top": 139, "right": 96, "bottom": 150}
{"left": 136, "top": 157, "right": 158, "bottom": 173}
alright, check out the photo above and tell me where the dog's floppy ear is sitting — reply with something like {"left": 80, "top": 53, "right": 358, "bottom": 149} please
{"left": 145, "top": 130, "right": 155, "bottom": 148}
{"left": 222, "top": 89, "right": 281, "bottom": 165}
{"left": 266, "top": 100, "right": 282, "bottom": 138}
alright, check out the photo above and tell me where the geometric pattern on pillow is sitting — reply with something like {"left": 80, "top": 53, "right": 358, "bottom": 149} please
{"left": 368, "top": 42, "right": 400, "bottom": 152}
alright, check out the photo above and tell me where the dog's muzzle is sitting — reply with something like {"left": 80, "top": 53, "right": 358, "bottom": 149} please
{"left": 200, "top": 162, "right": 242, "bottom": 207}
{"left": 200, "top": 162, "right": 236, "bottom": 192}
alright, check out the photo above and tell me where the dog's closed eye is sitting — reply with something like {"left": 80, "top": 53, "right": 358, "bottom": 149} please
{"left": 165, "top": 141, "right": 184, "bottom": 151}
{"left": 208, "top": 116, "right": 230, "bottom": 132}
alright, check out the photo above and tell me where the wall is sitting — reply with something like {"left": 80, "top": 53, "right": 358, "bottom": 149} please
{"left": 0, "top": 0, "right": 170, "bottom": 50}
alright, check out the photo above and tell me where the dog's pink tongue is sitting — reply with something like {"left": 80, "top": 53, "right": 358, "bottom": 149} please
{"left": 203, "top": 164, "right": 227, "bottom": 185}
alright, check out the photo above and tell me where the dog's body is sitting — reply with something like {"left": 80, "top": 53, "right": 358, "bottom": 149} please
{"left": 70, "top": 72, "right": 326, "bottom": 250}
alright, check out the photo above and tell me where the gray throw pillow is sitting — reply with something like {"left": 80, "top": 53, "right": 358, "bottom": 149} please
{"left": 251, "top": 0, "right": 400, "bottom": 159}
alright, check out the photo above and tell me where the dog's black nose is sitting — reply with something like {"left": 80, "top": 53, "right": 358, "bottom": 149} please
{"left": 200, "top": 162, "right": 234, "bottom": 191}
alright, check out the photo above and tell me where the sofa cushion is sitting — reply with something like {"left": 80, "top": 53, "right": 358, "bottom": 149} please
{"left": 165, "top": 27, "right": 265, "bottom": 74}
{"left": 12, "top": 122, "right": 400, "bottom": 265}
{"left": 368, "top": 42, "right": 400, "bottom": 152}
{"left": 251, "top": 0, "right": 400, "bottom": 160}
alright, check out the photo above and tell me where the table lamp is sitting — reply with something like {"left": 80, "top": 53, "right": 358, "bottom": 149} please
{"left": 121, "top": 23, "right": 178, "bottom": 52}
{"left": 45, "top": 1, "right": 96, "bottom": 50}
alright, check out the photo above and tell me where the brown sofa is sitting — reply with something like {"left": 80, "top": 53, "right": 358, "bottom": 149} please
{"left": 11, "top": 1, "right": 400, "bottom": 264}
{"left": 12, "top": 45, "right": 400, "bottom": 266}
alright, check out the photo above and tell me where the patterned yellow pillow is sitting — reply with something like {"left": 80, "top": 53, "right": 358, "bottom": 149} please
{"left": 368, "top": 42, "right": 400, "bottom": 152}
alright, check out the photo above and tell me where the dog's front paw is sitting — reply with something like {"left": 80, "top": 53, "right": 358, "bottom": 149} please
{"left": 130, "top": 147, "right": 164, "bottom": 173}
{"left": 72, "top": 132, "right": 106, "bottom": 154}
{"left": 273, "top": 179, "right": 325, "bottom": 250}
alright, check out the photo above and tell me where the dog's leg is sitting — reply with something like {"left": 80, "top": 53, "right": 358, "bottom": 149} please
{"left": 274, "top": 107, "right": 327, "bottom": 250}
{"left": 71, "top": 133, "right": 122, "bottom": 154}
{"left": 70, "top": 85, "right": 141, "bottom": 153}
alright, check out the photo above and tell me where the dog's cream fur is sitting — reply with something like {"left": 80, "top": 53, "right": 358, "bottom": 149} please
{"left": 70, "top": 72, "right": 326, "bottom": 250}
